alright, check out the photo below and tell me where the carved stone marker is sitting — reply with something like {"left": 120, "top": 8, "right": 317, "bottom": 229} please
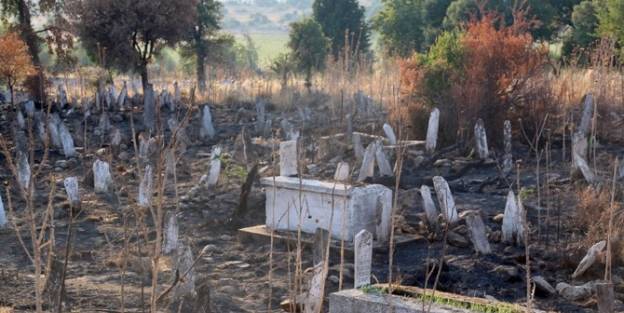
{"left": 578, "top": 93, "right": 594, "bottom": 136}
{"left": 313, "top": 228, "right": 330, "bottom": 266}
{"left": 59, "top": 123, "right": 76, "bottom": 157}
{"left": 432, "top": 176, "right": 459, "bottom": 223}
{"left": 357, "top": 142, "right": 376, "bottom": 182}
{"left": 354, "top": 229, "right": 373, "bottom": 288}
{"left": 48, "top": 113, "right": 62, "bottom": 148}
{"left": 502, "top": 190, "right": 525, "bottom": 245}
{"left": 352, "top": 133, "right": 364, "bottom": 160}
{"left": 138, "top": 165, "right": 153, "bottom": 207}
{"left": 334, "top": 162, "right": 350, "bottom": 182}
{"left": 0, "top": 192, "right": 6, "bottom": 228}
{"left": 426, "top": 108, "right": 440, "bottom": 153}
{"left": 173, "top": 245, "right": 196, "bottom": 298}
{"left": 17, "top": 152, "right": 30, "bottom": 190}
{"left": 305, "top": 261, "right": 326, "bottom": 313}
{"left": 206, "top": 146, "right": 222, "bottom": 186}
{"left": 474, "top": 118, "right": 489, "bottom": 159}
{"left": 572, "top": 240, "right": 606, "bottom": 279}
{"left": 375, "top": 142, "right": 393, "bottom": 177}
{"left": 143, "top": 84, "right": 156, "bottom": 131}
{"left": 503, "top": 120, "right": 513, "bottom": 175}
{"left": 255, "top": 100, "right": 266, "bottom": 134}
{"left": 279, "top": 140, "right": 298, "bottom": 177}
{"left": 383, "top": 123, "right": 397, "bottom": 145}
{"left": 200, "top": 105, "right": 216, "bottom": 139}
{"left": 462, "top": 210, "right": 491, "bottom": 254}
{"left": 163, "top": 211, "right": 179, "bottom": 255}
{"left": 93, "top": 160, "right": 113, "bottom": 193}
{"left": 63, "top": 177, "right": 80, "bottom": 207}
{"left": 117, "top": 82, "right": 127, "bottom": 110}
{"left": 420, "top": 185, "right": 438, "bottom": 227}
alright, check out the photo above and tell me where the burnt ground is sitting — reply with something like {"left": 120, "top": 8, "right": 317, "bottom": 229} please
{"left": 0, "top": 97, "right": 623, "bottom": 312}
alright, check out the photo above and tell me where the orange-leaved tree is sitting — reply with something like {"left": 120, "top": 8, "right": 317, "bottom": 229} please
{"left": 0, "top": 32, "right": 36, "bottom": 106}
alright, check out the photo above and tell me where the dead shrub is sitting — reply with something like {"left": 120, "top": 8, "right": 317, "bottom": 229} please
{"left": 575, "top": 186, "right": 624, "bottom": 249}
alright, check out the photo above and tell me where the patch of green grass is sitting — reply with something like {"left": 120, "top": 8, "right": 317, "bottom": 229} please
{"left": 236, "top": 32, "right": 289, "bottom": 68}
{"left": 414, "top": 293, "right": 523, "bottom": 313}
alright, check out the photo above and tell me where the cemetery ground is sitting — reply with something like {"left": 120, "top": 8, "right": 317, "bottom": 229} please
{"left": 0, "top": 88, "right": 623, "bottom": 313}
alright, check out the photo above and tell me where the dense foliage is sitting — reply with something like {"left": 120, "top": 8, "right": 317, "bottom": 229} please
{"left": 312, "top": 0, "right": 370, "bottom": 58}
{"left": 0, "top": 32, "right": 36, "bottom": 105}
{"left": 287, "top": 18, "right": 330, "bottom": 89}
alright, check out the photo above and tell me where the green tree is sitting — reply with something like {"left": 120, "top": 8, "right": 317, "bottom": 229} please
{"left": 597, "top": 0, "right": 624, "bottom": 53}
{"left": 186, "top": 0, "right": 223, "bottom": 91}
{"left": 372, "top": 0, "right": 427, "bottom": 57}
{"left": 312, "top": 0, "right": 370, "bottom": 58}
{"left": 562, "top": 1, "right": 599, "bottom": 57}
{"left": 288, "top": 18, "right": 330, "bottom": 90}
{"left": 69, "top": 0, "right": 198, "bottom": 90}
{"left": 270, "top": 52, "right": 296, "bottom": 89}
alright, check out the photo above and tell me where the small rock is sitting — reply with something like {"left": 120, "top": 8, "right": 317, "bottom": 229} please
{"left": 492, "top": 265, "right": 519, "bottom": 279}
{"left": 433, "top": 159, "right": 451, "bottom": 167}
{"left": 533, "top": 276, "right": 556, "bottom": 295}
{"left": 328, "top": 275, "right": 340, "bottom": 284}
{"left": 118, "top": 151, "right": 129, "bottom": 161}
{"left": 556, "top": 282, "right": 595, "bottom": 301}
{"left": 447, "top": 231, "right": 470, "bottom": 248}
{"left": 96, "top": 148, "right": 107, "bottom": 156}
{"left": 220, "top": 234, "right": 233, "bottom": 241}
{"left": 492, "top": 213, "right": 504, "bottom": 223}
{"left": 202, "top": 244, "right": 219, "bottom": 254}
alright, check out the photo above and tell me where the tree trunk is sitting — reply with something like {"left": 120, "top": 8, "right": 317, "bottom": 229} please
{"left": 197, "top": 53, "right": 207, "bottom": 93}
{"left": 195, "top": 29, "right": 207, "bottom": 93}
{"left": 16, "top": 0, "right": 44, "bottom": 102}
{"left": 305, "top": 68, "right": 312, "bottom": 93}
{"left": 140, "top": 63, "right": 149, "bottom": 94}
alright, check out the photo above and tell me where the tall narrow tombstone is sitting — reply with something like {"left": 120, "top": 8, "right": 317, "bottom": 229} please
{"left": 357, "top": 142, "right": 376, "bottom": 182}
{"left": 334, "top": 162, "right": 350, "bottom": 182}
{"left": 474, "top": 118, "right": 489, "bottom": 159}
{"left": 117, "top": 82, "right": 127, "bottom": 110}
{"left": 420, "top": 185, "right": 438, "bottom": 227}
{"left": 173, "top": 245, "right": 196, "bottom": 298}
{"left": 345, "top": 114, "right": 353, "bottom": 140}
{"left": 63, "top": 177, "right": 80, "bottom": 207}
{"left": 200, "top": 105, "right": 216, "bottom": 139}
{"left": 98, "top": 111, "right": 111, "bottom": 133}
{"left": 279, "top": 140, "right": 298, "bottom": 177}
{"left": 432, "top": 176, "right": 459, "bottom": 223}
{"left": 503, "top": 120, "right": 513, "bottom": 175}
{"left": 17, "top": 152, "right": 30, "bottom": 190}
{"left": 48, "top": 113, "right": 62, "bottom": 148}
{"left": 93, "top": 160, "right": 113, "bottom": 193}
{"left": 502, "top": 190, "right": 526, "bottom": 245}
{"left": 383, "top": 123, "right": 397, "bottom": 145}
{"left": 352, "top": 133, "right": 364, "bottom": 160}
{"left": 111, "top": 128, "right": 122, "bottom": 147}
{"left": 255, "top": 101, "right": 266, "bottom": 133}
{"left": 163, "top": 211, "right": 179, "bottom": 255}
{"left": 571, "top": 131, "right": 594, "bottom": 182}
{"left": 313, "top": 228, "right": 330, "bottom": 266}
{"left": 305, "top": 262, "right": 325, "bottom": 313}
{"left": 206, "top": 146, "right": 222, "bottom": 186}
{"left": 57, "top": 85, "right": 67, "bottom": 109}
{"left": 143, "top": 84, "right": 156, "bottom": 131}
{"left": 462, "top": 210, "right": 491, "bottom": 254}
{"left": 578, "top": 93, "right": 594, "bottom": 136}
{"left": 16, "top": 110, "right": 25, "bottom": 130}
{"left": 0, "top": 192, "right": 6, "bottom": 228}
{"left": 24, "top": 100, "right": 35, "bottom": 117}
{"left": 374, "top": 142, "right": 393, "bottom": 177}
{"left": 354, "top": 229, "right": 373, "bottom": 288}
{"left": 59, "top": 123, "right": 76, "bottom": 157}
{"left": 138, "top": 165, "right": 153, "bottom": 207}
{"left": 425, "top": 108, "right": 440, "bottom": 153}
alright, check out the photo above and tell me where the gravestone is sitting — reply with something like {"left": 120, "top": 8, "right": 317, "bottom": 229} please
{"left": 98, "top": 111, "right": 111, "bottom": 133}
{"left": 111, "top": 128, "right": 122, "bottom": 147}
{"left": 0, "top": 192, "right": 6, "bottom": 228}
{"left": 346, "top": 114, "right": 353, "bottom": 140}
{"left": 279, "top": 140, "right": 298, "bottom": 177}
{"left": 206, "top": 146, "right": 222, "bottom": 186}
{"left": 578, "top": 93, "right": 594, "bottom": 136}
{"left": 16, "top": 110, "right": 25, "bottom": 130}
{"left": 63, "top": 177, "right": 80, "bottom": 207}
{"left": 374, "top": 142, "right": 393, "bottom": 177}
{"left": 502, "top": 190, "right": 525, "bottom": 245}
{"left": 200, "top": 105, "right": 216, "bottom": 139}
{"left": 334, "top": 162, "right": 350, "bottom": 182}
{"left": 313, "top": 228, "right": 330, "bottom": 266}
{"left": 420, "top": 185, "right": 438, "bottom": 227}
{"left": 474, "top": 118, "right": 489, "bottom": 159}
{"left": 59, "top": 123, "right": 76, "bottom": 157}
{"left": 17, "top": 152, "right": 30, "bottom": 190}
{"left": 255, "top": 101, "right": 266, "bottom": 134}
{"left": 357, "top": 142, "right": 376, "bottom": 182}
{"left": 432, "top": 176, "right": 459, "bottom": 223}
{"left": 48, "top": 113, "right": 62, "bottom": 148}
{"left": 117, "top": 82, "right": 127, "bottom": 109}
{"left": 383, "top": 123, "right": 397, "bottom": 145}
{"left": 138, "top": 165, "right": 153, "bottom": 207}
{"left": 354, "top": 229, "right": 373, "bottom": 288}
{"left": 163, "top": 211, "right": 179, "bottom": 255}
{"left": 280, "top": 119, "right": 299, "bottom": 140}
{"left": 143, "top": 84, "right": 156, "bottom": 131}
{"left": 24, "top": 100, "right": 35, "bottom": 117}
{"left": 352, "top": 133, "right": 364, "bottom": 160}
{"left": 57, "top": 85, "right": 67, "bottom": 109}
{"left": 425, "top": 108, "right": 440, "bottom": 153}
{"left": 93, "top": 160, "right": 113, "bottom": 193}
{"left": 173, "top": 245, "right": 196, "bottom": 299}
{"left": 503, "top": 120, "right": 513, "bottom": 175}
{"left": 462, "top": 210, "right": 491, "bottom": 254}
{"left": 305, "top": 262, "right": 326, "bottom": 313}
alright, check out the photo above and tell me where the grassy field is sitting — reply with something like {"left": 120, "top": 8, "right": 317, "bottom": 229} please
{"left": 235, "top": 32, "right": 289, "bottom": 68}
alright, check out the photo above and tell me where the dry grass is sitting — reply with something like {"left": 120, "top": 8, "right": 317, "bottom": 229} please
{"left": 575, "top": 185, "right": 624, "bottom": 248}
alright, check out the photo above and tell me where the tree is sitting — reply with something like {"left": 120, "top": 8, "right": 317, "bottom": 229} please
{"left": 562, "top": 1, "right": 599, "bottom": 57}
{"left": 184, "top": 0, "right": 223, "bottom": 92}
{"left": 288, "top": 18, "right": 330, "bottom": 90}
{"left": 312, "top": 0, "right": 370, "bottom": 58}
{"left": 0, "top": 32, "right": 36, "bottom": 106}
{"left": 597, "top": 0, "right": 624, "bottom": 57}
{"left": 69, "top": 0, "right": 198, "bottom": 90}
{"left": 270, "top": 52, "right": 296, "bottom": 89}
{"left": 372, "top": 0, "right": 427, "bottom": 57}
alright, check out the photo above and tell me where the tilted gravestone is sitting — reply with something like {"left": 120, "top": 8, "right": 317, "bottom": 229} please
{"left": 138, "top": 165, "right": 154, "bottom": 207}
{"left": 206, "top": 146, "right": 222, "bottom": 186}
{"left": 425, "top": 108, "right": 440, "bottom": 153}
{"left": 200, "top": 105, "right": 216, "bottom": 140}
{"left": 383, "top": 123, "right": 397, "bottom": 145}
{"left": 17, "top": 152, "right": 31, "bottom": 190}
{"left": 63, "top": 177, "right": 80, "bottom": 207}
{"left": 279, "top": 140, "right": 298, "bottom": 177}
{"left": 59, "top": 123, "right": 76, "bottom": 157}
{"left": 474, "top": 118, "right": 489, "bottom": 159}
{"left": 173, "top": 244, "right": 196, "bottom": 299}
{"left": 462, "top": 210, "right": 491, "bottom": 254}
{"left": 354, "top": 229, "right": 373, "bottom": 288}
{"left": 432, "top": 176, "right": 459, "bottom": 223}
{"left": 48, "top": 113, "right": 62, "bottom": 148}
{"left": 143, "top": 84, "right": 156, "bottom": 131}
{"left": 93, "top": 160, "right": 113, "bottom": 194}
{"left": 374, "top": 142, "right": 393, "bottom": 177}
{"left": 502, "top": 190, "right": 525, "bottom": 245}
{"left": 163, "top": 211, "right": 179, "bottom": 255}
{"left": 420, "top": 185, "right": 438, "bottom": 227}
{"left": 357, "top": 142, "right": 376, "bottom": 182}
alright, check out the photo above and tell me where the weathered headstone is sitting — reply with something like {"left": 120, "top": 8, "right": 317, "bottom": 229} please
{"left": 138, "top": 165, "right": 153, "bottom": 207}
{"left": 313, "top": 228, "right": 330, "bottom": 266}
{"left": 432, "top": 176, "right": 459, "bottom": 223}
{"left": 572, "top": 240, "right": 606, "bottom": 278}
{"left": 503, "top": 120, "right": 513, "bottom": 175}
{"left": 0, "top": 192, "right": 6, "bottom": 228}
{"left": 334, "top": 162, "right": 350, "bottom": 182}
{"left": 279, "top": 140, "right": 298, "bottom": 177}
{"left": 206, "top": 146, "right": 222, "bottom": 186}
{"left": 163, "top": 211, "right": 179, "bottom": 255}
{"left": 143, "top": 84, "right": 156, "bottom": 131}
{"left": 425, "top": 108, "right": 440, "bottom": 153}
{"left": 383, "top": 123, "right": 397, "bottom": 145}
{"left": 474, "top": 118, "right": 489, "bottom": 159}
{"left": 352, "top": 133, "right": 364, "bottom": 160}
{"left": 345, "top": 114, "right": 353, "bottom": 139}
{"left": 48, "top": 113, "right": 62, "bottom": 148}
{"left": 502, "top": 190, "right": 525, "bottom": 245}
{"left": 24, "top": 100, "right": 35, "bottom": 117}
{"left": 63, "top": 177, "right": 80, "bottom": 207}
{"left": 173, "top": 244, "right": 196, "bottom": 298}
{"left": 354, "top": 229, "right": 373, "bottom": 288}
{"left": 117, "top": 82, "right": 127, "bottom": 109}
{"left": 255, "top": 101, "right": 266, "bottom": 134}
{"left": 357, "top": 142, "right": 376, "bottom": 182}
{"left": 374, "top": 142, "right": 393, "bottom": 177}
{"left": 200, "top": 105, "right": 216, "bottom": 139}
{"left": 420, "top": 185, "right": 438, "bottom": 227}
{"left": 93, "top": 160, "right": 113, "bottom": 193}
{"left": 57, "top": 85, "right": 67, "bottom": 109}
{"left": 578, "top": 93, "right": 594, "bottom": 136}
{"left": 571, "top": 131, "right": 595, "bottom": 182}
{"left": 111, "top": 128, "right": 122, "bottom": 147}
{"left": 17, "top": 152, "right": 30, "bottom": 190}
{"left": 59, "top": 123, "right": 76, "bottom": 157}
{"left": 305, "top": 261, "right": 325, "bottom": 313}
{"left": 16, "top": 110, "right": 25, "bottom": 129}
{"left": 98, "top": 111, "right": 111, "bottom": 133}
{"left": 462, "top": 210, "right": 491, "bottom": 254}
